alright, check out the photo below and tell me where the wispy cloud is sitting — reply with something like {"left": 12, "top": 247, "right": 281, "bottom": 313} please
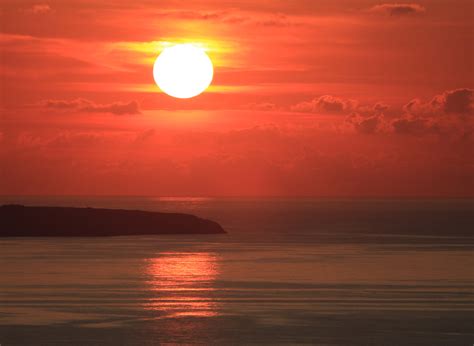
{"left": 40, "top": 98, "right": 141, "bottom": 115}
{"left": 368, "top": 3, "right": 426, "bottom": 16}
{"left": 24, "top": 4, "right": 51, "bottom": 15}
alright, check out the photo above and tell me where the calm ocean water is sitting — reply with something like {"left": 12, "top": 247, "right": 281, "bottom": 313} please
{"left": 0, "top": 197, "right": 473, "bottom": 345}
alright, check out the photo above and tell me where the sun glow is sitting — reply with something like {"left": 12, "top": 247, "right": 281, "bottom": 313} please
{"left": 153, "top": 44, "right": 214, "bottom": 99}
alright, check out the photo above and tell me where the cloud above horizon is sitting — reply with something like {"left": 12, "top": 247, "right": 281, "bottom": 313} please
{"left": 343, "top": 88, "right": 474, "bottom": 136}
{"left": 24, "top": 4, "right": 51, "bottom": 15}
{"left": 291, "top": 95, "right": 358, "bottom": 115}
{"left": 368, "top": 3, "right": 426, "bottom": 16}
{"left": 1, "top": 0, "right": 472, "bottom": 197}
{"left": 40, "top": 99, "right": 141, "bottom": 115}
{"left": 403, "top": 88, "right": 474, "bottom": 116}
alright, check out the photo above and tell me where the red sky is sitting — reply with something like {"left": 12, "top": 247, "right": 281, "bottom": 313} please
{"left": 1, "top": 0, "right": 473, "bottom": 197}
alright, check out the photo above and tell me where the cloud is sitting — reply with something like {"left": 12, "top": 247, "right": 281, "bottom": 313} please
{"left": 154, "top": 10, "right": 292, "bottom": 27}
{"left": 135, "top": 129, "right": 156, "bottom": 143}
{"left": 391, "top": 116, "right": 434, "bottom": 135}
{"left": 369, "top": 3, "right": 426, "bottom": 16}
{"left": 393, "top": 89, "right": 474, "bottom": 135}
{"left": 346, "top": 112, "right": 461, "bottom": 136}
{"left": 25, "top": 4, "right": 51, "bottom": 14}
{"left": 404, "top": 88, "right": 474, "bottom": 116}
{"left": 340, "top": 89, "right": 474, "bottom": 136}
{"left": 81, "top": 101, "right": 141, "bottom": 115}
{"left": 242, "top": 102, "right": 278, "bottom": 111}
{"left": 155, "top": 10, "right": 245, "bottom": 23}
{"left": 345, "top": 114, "right": 388, "bottom": 134}
{"left": 42, "top": 99, "right": 86, "bottom": 110}
{"left": 292, "top": 96, "right": 392, "bottom": 118}
{"left": 443, "top": 88, "right": 474, "bottom": 114}
{"left": 291, "top": 95, "right": 358, "bottom": 114}
{"left": 46, "top": 132, "right": 107, "bottom": 148}
{"left": 292, "top": 89, "right": 473, "bottom": 137}
{"left": 373, "top": 102, "right": 390, "bottom": 114}
{"left": 403, "top": 98, "right": 425, "bottom": 115}
{"left": 41, "top": 98, "right": 141, "bottom": 115}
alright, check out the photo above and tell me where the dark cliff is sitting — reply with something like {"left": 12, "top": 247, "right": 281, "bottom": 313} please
{"left": 0, "top": 205, "right": 226, "bottom": 236}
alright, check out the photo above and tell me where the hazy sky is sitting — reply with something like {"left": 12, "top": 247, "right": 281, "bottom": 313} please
{"left": 1, "top": 0, "right": 473, "bottom": 196}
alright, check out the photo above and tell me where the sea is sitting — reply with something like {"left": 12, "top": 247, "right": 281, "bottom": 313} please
{"left": 0, "top": 197, "right": 473, "bottom": 345}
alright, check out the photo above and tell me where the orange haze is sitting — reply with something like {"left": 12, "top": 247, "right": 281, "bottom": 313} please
{"left": 1, "top": 0, "right": 473, "bottom": 196}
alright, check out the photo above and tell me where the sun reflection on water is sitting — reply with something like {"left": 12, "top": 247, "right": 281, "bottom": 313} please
{"left": 144, "top": 252, "right": 219, "bottom": 318}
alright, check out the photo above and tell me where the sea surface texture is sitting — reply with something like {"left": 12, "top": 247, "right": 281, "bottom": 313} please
{"left": 0, "top": 197, "right": 473, "bottom": 345}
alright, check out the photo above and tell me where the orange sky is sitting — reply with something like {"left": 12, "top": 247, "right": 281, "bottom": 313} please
{"left": 1, "top": 0, "right": 473, "bottom": 196}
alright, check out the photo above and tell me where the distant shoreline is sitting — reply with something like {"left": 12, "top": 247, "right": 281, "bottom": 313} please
{"left": 0, "top": 205, "right": 226, "bottom": 237}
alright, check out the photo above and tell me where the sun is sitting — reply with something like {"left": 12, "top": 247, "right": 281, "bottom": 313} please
{"left": 153, "top": 44, "right": 214, "bottom": 99}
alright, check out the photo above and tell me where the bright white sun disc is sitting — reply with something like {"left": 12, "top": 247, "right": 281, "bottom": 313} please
{"left": 153, "top": 44, "right": 214, "bottom": 99}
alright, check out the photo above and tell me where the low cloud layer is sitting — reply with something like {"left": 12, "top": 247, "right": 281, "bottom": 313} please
{"left": 404, "top": 88, "right": 474, "bottom": 116}
{"left": 291, "top": 95, "right": 358, "bottom": 114}
{"left": 41, "top": 98, "right": 141, "bottom": 115}
{"left": 291, "top": 95, "right": 390, "bottom": 118}
{"left": 24, "top": 4, "right": 51, "bottom": 15}
{"left": 369, "top": 3, "right": 426, "bottom": 16}
{"left": 345, "top": 114, "right": 387, "bottom": 134}
{"left": 344, "top": 88, "right": 474, "bottom": 136}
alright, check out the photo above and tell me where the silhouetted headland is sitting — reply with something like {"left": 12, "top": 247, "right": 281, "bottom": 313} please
{"left": 0, "top": 205, "right": 226, "bottom": 236}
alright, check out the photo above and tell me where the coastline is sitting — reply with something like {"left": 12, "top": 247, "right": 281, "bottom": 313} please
{"left": 0, "top": 205, "right": 226, "bottom": 236}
